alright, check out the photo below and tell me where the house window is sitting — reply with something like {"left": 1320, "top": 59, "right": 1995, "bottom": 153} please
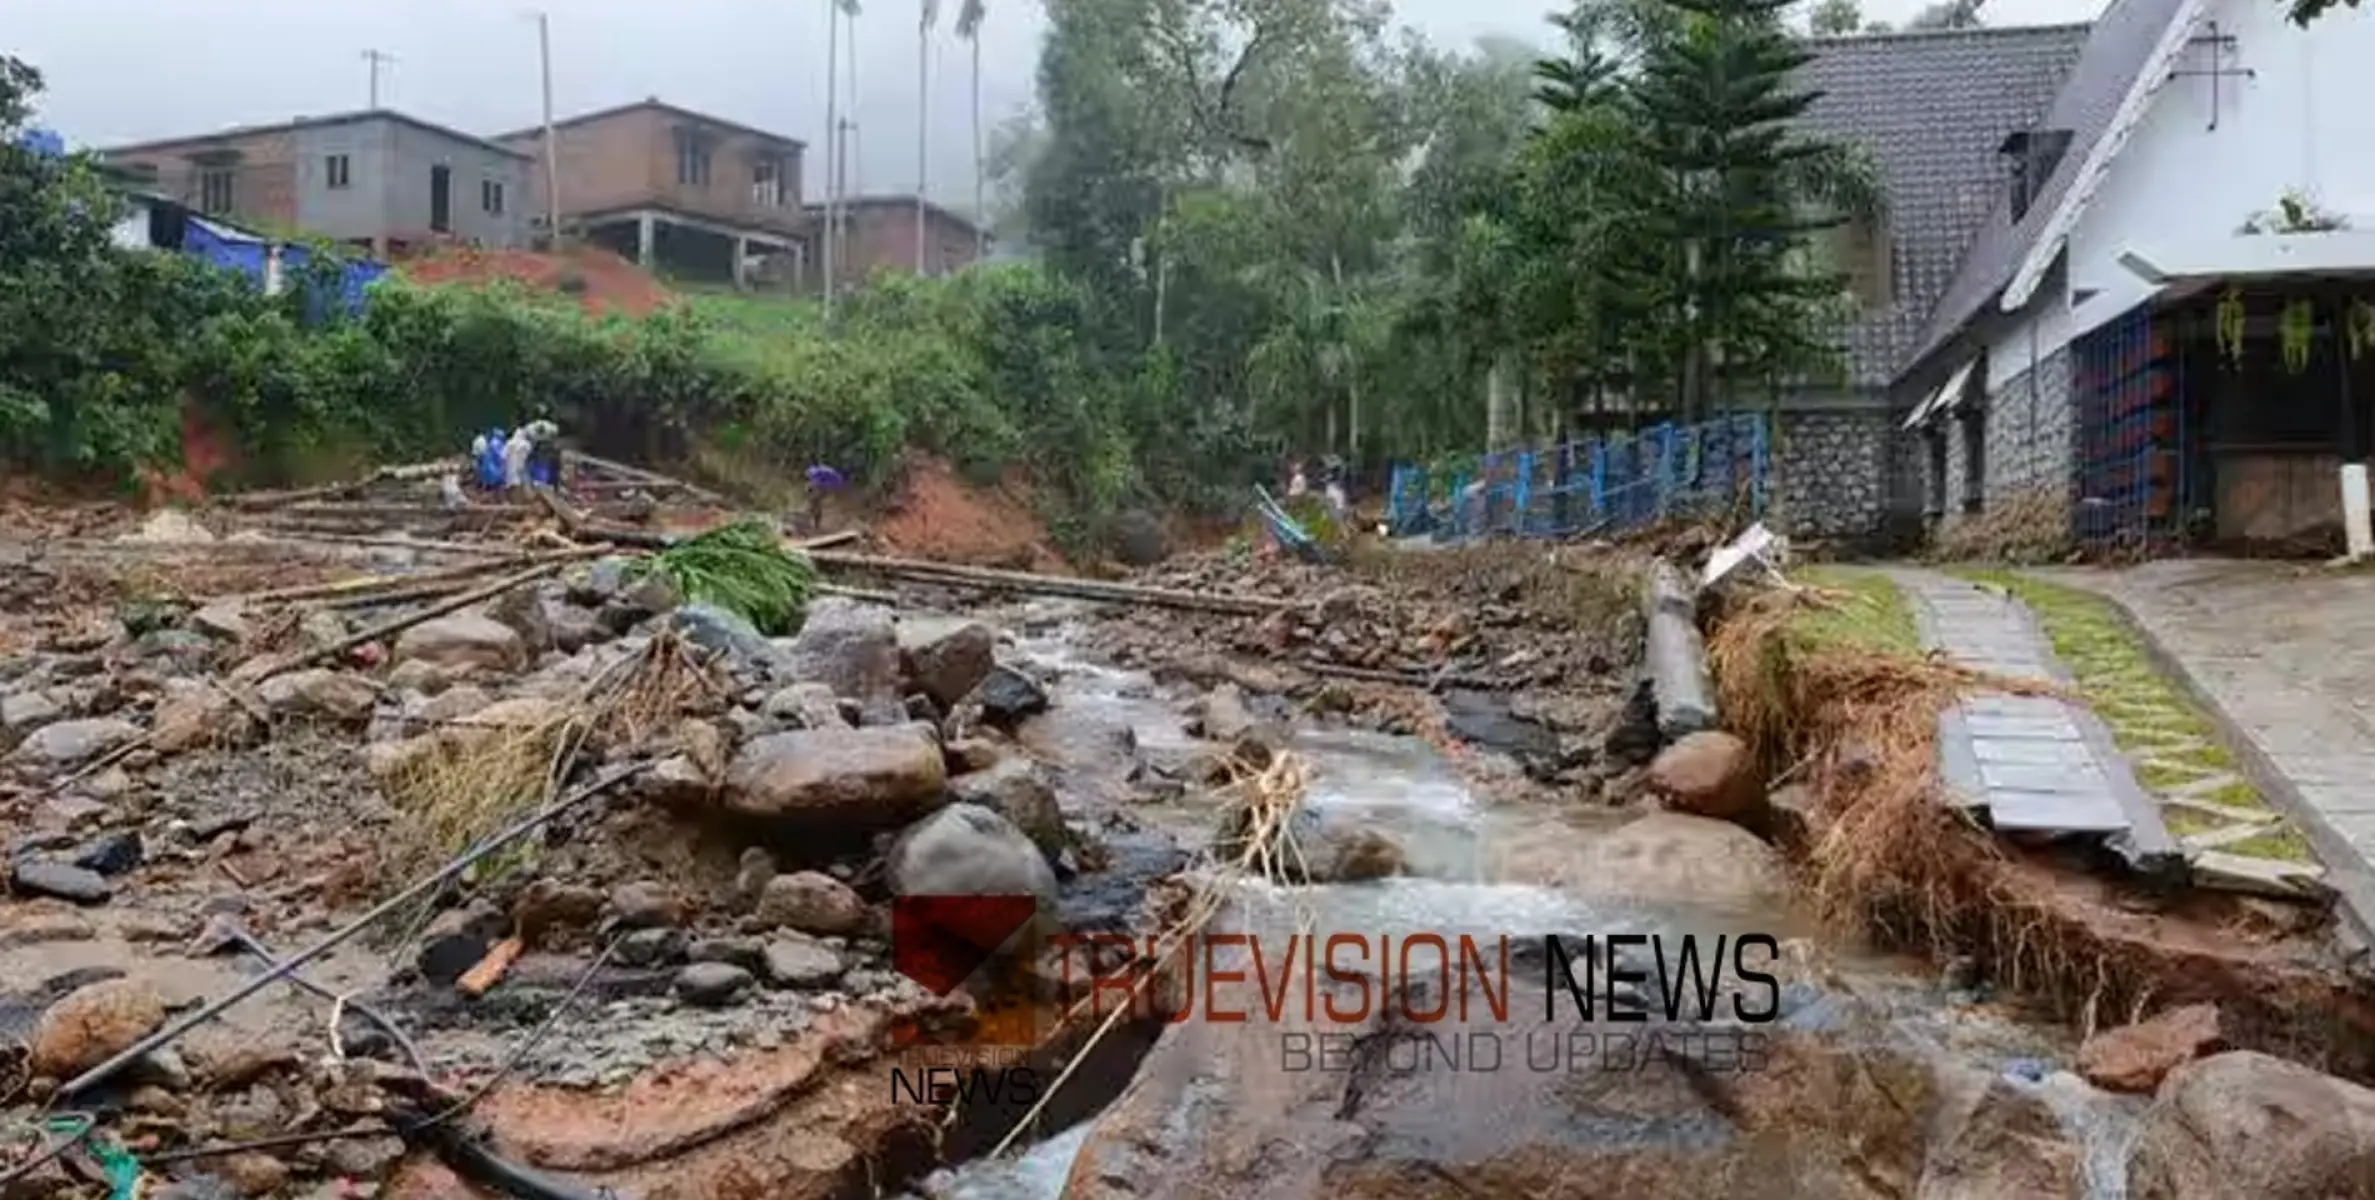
{"left": 198, "top": 167, "right": 234, "bottom": 215}
{"left": 482, "top": 179, "right": 506, "bottom": 215}
{"left": 2004, "top": 128, "right": 2074, "bottom": 222}
{"left": 325, "top": 154, "right": 351, "bottom": 189}
{"left": 675, "top": 131, "right": 712, "bottom": 187}
{"left": 752, "top": 158, "right": 784, "bottom": 207}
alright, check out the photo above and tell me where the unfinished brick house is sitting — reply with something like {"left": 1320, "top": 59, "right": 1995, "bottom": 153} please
{"left": 495, "top": 99, "right": 811, "bottom": 289}
{"left": 810, "top": 195, "right": 988, "bottom": 289}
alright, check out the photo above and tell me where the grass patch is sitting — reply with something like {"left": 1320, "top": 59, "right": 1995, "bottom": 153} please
{"left": 1790, "top": 566, "right": 1920, "bottom": 658}
{"left": 1948, "top": 568, "right": 2320, "bottom": 865}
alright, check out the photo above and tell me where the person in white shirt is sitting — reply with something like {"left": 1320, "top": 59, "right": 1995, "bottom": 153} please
{"left": 502, "top": 429, "right": 533, "bottom": 489}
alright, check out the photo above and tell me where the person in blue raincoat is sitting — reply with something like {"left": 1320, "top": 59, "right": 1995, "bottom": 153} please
{"left": 803, "top": 463, "right": 845, "bottom": 533}
{"left": 475, "top": 428, "right": 509, "bottom": 490}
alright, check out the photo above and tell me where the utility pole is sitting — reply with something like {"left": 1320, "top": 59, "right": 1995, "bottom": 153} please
{"left": 362, "top": 49, "right": 395, "bottom": 109}
{"left": 823, "top": 0, "right": 842, "bottom": 315}
{"left": 534, "top": 14, "right": 561, "bottom": 247}
{"left": 917, "top": 0, "right": 936, "bottom": 275}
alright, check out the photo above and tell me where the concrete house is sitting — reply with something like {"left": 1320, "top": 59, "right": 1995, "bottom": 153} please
{"left": 496, "top": 99, "right": 811, "bottom": 288}
{"left": 98, "top": 110, "right": 533, "bottom": 255}
{"left": 1777, "top": 23, "right": 2094, "bottom": 539}
{"left": 807, "top": 195, "right": 990, "bottom": 288}
{"left": 1868, "top": 0, "right": 2375, "bottom": 553}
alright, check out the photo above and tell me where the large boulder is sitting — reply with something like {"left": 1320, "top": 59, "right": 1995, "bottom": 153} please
{"left": 888, "top": 803, "right": 1059, "bottom": 916}
{"left": 897, "top": 617, "right": 997, "bottom": 709}
{"left": 1061, "top": 886, "right": 2058, "bottom": 1200}
{"left": 723, "top": 726, "right": 948, "bottom": 827}
{"left": 391, "top": 612, "right": 527, "bottom": 674}
{"left": 2127, "top": 1051, "right": 2375, "bottom": 1199}
{"left": 13, "top": 717, "right": 139, "bottom": 768}
{"left": 29, "top": 978, "right": 167, "bottom": 1079}
{"left": 256, "top": 668, "right": 378, "bottom": 724}
{"left": 1506, "top": 810, "right": 1789, "bottom": 913}
{"left": 1645, "top": 730, "right": 1763, "bottom": 820}
{"left": 947, "top": 758, "right": 1067, "bottom": 863}
{"left": 148, "top": 680, "right": 259, "bottom": 755}
{"left": 1109, "top": 508, "right": 1170, "bottom": 567}
{"left": 784, "top": 598, "right": 901, "bottom": 704}
{"left": 2077, "top": 1003, "right": 2224, "bottom": 1094}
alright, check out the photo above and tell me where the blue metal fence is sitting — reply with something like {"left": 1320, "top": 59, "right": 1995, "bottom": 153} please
{"left": 1385, "top": 412, "right": 1769, "bottom": 541}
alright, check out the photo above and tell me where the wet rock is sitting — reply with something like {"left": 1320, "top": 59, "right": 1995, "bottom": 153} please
{"left": 322, "top": 1134, "right": 407, "bottom": 1180}
{"left": 71, "top": 831, "right": 143, "bottom": 876}
{"left": 132, "top": 628, "right": 217, "bottom": 669}
{"left": 513, "top": 879, "right": 605, "bottom": 944}
{"left": 298, "top": 608, "right": 351, "bottom": 654}
{"left": 1440, "top": 689, "right": 1564, "bottom": 769}
{"left": 609, "top": 881, "right": 683, "bottom": 930}
{"left": 669, "top": 603, "right": 782, "bottom": 670}
{"left": 675, "top": 962, "right": 754, "bottom": 1008}
{"left": 944, "top": 736, "right": 1006, "bottom": 775}
{"left": 762, "top": 681, "right": 850, "bottom": 730}
{"left": 638, "top": 754, "right": 715, "bottom": 807}
{"left": 762, "top": 936, "right": 847, "bottom": 988}
{"left": 391, "top": 612, "right": 527, "bottom": 674}
{"left": 970, "top": 664, "right": 1048, "bottom": 727}
{"left": 385, "top": 657, "right": 451, "bottom": 695}
{"left": 151, "top": 1178, "right": 240, "bottom": 1200}
{"left": 14, "top": 716, "right": 138, "bottom": 767}
{"left": 617, "top": 926, "right": 690, "bottom": 968}
{"left": 214, "top": 1151, "right": 290, "bottom": 1197}
{"left": 1063, "top": 889, "right": 1992, "bottom": 1200}
{"left": 9, "top": 858, "right": 112, "bottom": 904}
{"left": 2, "top": 689, "right": 63, "bottom": 734}
{"left": 417, "top": 901, "right": 508, "bottom": 986}
{"left": 569, "top": 557, "right": 634, "bottom": 605}
{"left": 1645, "top": 730, "right": 1763, "bottom": 821}
{"left": 489, "top": 581, "right": 572, "bottom": 654}
{"left": 723, "top": 726, "right": 948, "bottom": 828}
{"left": 785, "top": 597, "right": 901, "bottom": 704}
{"left": 898, "top": 617, "right": 997, "bottom": 709}
{"left": 2128, "top": 1051, "right": 2375, "bottom": 1199}
{"left": 1302, "top": 823, "right": 1407, "bottom": 883}
{"left": 1109, "top": 508, "right": 1170, "bottom": 566}
{"left": 190, "top": 600, "right": 251, "bottom": 643}
{"left": 29, "top": 978, "right": 166, "bottom": 1077}
{"left": 1187, "top": 684, "right": 1259, "bottom": 743}
{"left": 148, "top": 679, "right": 258, "bottom": 755}
{"left": 755, "top": 871, "right": 868, "bottom": 936}
{"left": 734, "top": 847, "right": 778, "bottom": 906}
{"left": 1917, "top": 1071, "right": 2088, "bottom": 1198}
{"left": 2078, "top": 1003, "right": 2224, "bottom": 1094}
{"left": 948, "top": 758, "right": 1067, "bottom": 863}
{"left": 1762, "top": 782, "right": 1819, "bottom": 852}
{"left": 1531, "top": 810, "right": 1788, "bottom": 911}
{"left": 888, "top": 804, "right": 1059, "bottom": 930}
{"left": 256, "top": 668, "right": 377, "bottom": 723}
{"left": 414, "top": 683, "right": 493, "bottom": 726}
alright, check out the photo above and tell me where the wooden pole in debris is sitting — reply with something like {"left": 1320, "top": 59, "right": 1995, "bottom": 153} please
{"left": 235, "top": 560, "right": 569, "bottom": 686}
{"left": 807, "top": 550, "right": 1288, "bottom": 615}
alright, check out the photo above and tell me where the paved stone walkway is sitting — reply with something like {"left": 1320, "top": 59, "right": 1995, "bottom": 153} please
{"left": 1883, "top": 569, "right": 2180, "bottom": 872}
{"left": 2035, "top": 561, "right": 2375, "bottom": 925}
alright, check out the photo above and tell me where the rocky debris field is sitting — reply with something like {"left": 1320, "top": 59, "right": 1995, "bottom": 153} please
{"left": 0, "top": 508, "right": 1189, "bottom": 1197}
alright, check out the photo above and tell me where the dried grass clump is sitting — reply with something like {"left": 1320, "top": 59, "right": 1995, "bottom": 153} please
{"left": 1930, "top": 488, "right": 2073, "bottom": 564}
{"left": 1706, "top": 586, "right": 2106, "bottom": 1007}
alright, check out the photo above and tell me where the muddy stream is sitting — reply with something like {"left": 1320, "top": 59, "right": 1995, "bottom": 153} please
{"left": 905, "top": 600, "right": 2148, "bottom": 1200}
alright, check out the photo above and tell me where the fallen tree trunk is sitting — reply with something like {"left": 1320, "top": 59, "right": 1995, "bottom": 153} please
{"left": 808, "top": 551, "right": 1287, "bottom": 616}
{"left": 235, "top": 547, "right": 613, "bottom": 605}
{"left": 1642, "top": 560, "right": 1717, "bottom": 738}
{"left": 223, "top": 460, "right": 463, "bottom": 509}
{"left": 565, "top": 451, "right": 733, "bottom": 508}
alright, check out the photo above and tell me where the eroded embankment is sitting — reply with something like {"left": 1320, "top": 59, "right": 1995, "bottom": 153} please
{"left": 1705, "top": 575, "right": 2375, "bottom": 1084}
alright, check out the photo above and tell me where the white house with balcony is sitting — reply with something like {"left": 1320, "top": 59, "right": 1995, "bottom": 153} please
{"left": 1894, "top": 0, "right": 2375, "bottom": 554}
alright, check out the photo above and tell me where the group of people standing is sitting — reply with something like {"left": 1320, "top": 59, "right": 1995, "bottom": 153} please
{"left": 471, "top": 420, "right": 564, "bottom": 492}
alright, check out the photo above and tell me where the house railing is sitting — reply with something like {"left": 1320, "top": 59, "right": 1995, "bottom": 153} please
{"left": 1385, "top": 412, "right": 1769, "bottom": 541}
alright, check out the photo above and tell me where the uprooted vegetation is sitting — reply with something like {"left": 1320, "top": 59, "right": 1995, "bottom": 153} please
{"left": 1707, "top": 568, "right": 2375, "bottom": 1080}
{"left": 1929, "top": 488, "right": 2074, "bottom": 564}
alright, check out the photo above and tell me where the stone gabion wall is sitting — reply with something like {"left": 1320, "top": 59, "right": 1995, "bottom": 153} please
{"left": 1983, "top": 346, "right": 2078, "bottom": 506}
{"left": 1771, "top": 410, "right": 1895, "bottom": 538}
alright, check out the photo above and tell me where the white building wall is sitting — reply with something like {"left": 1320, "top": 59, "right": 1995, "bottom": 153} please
{"left": 2064, "top": 0, "right": 2375, "bottom": 340}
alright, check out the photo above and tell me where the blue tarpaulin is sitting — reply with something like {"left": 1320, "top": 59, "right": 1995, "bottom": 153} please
{"left": 177, "top": 221, "right": 384, "bottom": 319}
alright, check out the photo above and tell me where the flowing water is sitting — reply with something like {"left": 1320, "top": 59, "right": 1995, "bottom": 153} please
{"left": 913, "top": 603, "right": 2145, "bottom": 1200}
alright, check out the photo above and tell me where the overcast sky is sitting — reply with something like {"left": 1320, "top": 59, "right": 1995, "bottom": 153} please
{"left": 11, "top": 0, "right": 2104, "bottom": 213}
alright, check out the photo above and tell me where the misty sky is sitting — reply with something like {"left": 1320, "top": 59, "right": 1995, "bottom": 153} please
{"left": 11, "top": 0, "right": 2103, "bottom": 214}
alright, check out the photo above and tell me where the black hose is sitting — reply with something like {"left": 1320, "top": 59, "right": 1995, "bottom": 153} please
{"left": 391, "top": 1106, "right": 624, "bottom": 1200}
